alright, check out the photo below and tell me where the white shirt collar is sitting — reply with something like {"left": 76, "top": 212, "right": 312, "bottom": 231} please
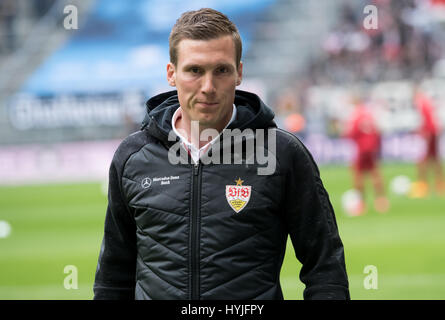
{"left": 172, "top": 104, "right": 237, "bottom": 163}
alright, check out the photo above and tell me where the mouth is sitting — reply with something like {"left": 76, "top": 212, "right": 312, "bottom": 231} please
{"left": 196, "top": 101, "right": 218, "bottom": 107}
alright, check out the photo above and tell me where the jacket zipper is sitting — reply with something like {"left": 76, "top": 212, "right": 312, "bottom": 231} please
{"left": 190, "top": 161, "right": 201, "bottom": 300}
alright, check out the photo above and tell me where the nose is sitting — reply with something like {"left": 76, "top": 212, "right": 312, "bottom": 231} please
{"left": 201, "top": 73, "right": 216, "bottom": 95}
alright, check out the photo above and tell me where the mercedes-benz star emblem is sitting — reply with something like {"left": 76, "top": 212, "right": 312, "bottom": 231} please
{"left": 141, "top": 177, "right": 152, "bottom": 189}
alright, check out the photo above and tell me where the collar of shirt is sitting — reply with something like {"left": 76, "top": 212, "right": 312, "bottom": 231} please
{"left": 172, "top": 104, "right": 237, "bottom": 164}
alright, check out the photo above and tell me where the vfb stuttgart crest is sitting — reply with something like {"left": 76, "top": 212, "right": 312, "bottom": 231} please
{"left": 226, "top": 178, "right": 251, "bottom": 213}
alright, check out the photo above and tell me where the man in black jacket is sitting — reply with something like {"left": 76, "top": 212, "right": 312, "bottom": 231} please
{"left": 93, "top": 8, "right": 349, "bottom": 300}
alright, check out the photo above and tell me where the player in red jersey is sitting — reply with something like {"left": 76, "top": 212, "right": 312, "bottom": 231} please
{"left": 344, "top": 97, "right": 389, "bottom": 215}
{"left": 410, "top": 87, "right": 444, "bottom": 197}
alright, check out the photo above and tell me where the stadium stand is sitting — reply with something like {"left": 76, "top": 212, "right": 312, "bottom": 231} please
{"left": 0, "top": 0, "right": 95, "bottom": 144}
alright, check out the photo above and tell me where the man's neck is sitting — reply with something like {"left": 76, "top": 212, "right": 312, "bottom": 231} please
{"left": 174, "top": 109, "right": 235, "bottom": 149}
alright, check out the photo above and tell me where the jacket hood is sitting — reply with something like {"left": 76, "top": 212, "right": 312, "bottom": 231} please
{"left": 141, "top": 90, "right": 276, "bottom": 143}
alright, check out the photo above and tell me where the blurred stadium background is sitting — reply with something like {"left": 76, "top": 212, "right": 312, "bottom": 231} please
{"left": 1, "top": 0, "right": 445, "bottom": 299}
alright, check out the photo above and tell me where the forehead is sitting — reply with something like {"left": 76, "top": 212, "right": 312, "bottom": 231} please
{"left": 176, "top": 35, "right": 237, "bottom": 66}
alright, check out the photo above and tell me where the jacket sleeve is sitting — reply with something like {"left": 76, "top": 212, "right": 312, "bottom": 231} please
{"left": 281, "top": 134, "right": 350, "bottom": 300}
{"left": 93, "top": 151, "right": 137, "bottom": 300}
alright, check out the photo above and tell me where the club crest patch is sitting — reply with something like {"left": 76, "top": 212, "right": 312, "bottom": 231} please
{"left": 226, "top": 178, "right": 251, "bottom": 213}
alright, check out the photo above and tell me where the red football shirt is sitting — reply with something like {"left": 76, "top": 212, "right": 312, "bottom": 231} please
{"left": 414, "top": 92, "right": 440, "bottom": 136}
{"left": 345, "top": 104, "right": 380, "bottom": 154}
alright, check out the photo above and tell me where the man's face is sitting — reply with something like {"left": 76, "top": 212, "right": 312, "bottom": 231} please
{"left": 167, "top": 35, "right": 243, "bottom": 132}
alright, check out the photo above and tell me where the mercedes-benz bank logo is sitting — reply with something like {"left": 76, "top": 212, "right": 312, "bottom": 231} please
{"left": 141, "top": 177, "right": 152, "bottom": 189}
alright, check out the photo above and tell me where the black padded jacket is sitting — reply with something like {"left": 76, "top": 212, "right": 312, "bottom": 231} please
{"left": 93, "top": 90, "right": 349, "bottom": 300}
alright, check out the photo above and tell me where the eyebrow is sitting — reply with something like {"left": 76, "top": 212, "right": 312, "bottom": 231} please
{"left": 216, "top": 63, "right": 234, "bottom": 70}
{"left": 182, "top": 63, "right": 234, "bottom": 71}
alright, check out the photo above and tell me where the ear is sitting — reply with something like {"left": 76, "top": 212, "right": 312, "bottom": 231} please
{"left": 236, "top": 61, "right": 243, "bottom": 86}
{"left": 167, "top": 62, "right": 176, "bottom": 87}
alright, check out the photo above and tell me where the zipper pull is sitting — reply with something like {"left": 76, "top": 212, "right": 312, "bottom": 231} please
{"left": 193, "top": 161, "right": 200, "bottom": 175}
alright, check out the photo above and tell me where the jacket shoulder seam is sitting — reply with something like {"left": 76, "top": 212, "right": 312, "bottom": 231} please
{"left": 275, "top": 128, "right": 320, "bottom": 175}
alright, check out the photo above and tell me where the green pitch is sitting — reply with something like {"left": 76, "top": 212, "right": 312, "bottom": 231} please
{"left": 0, "top": 163, "right": 444, "bottom": 299}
